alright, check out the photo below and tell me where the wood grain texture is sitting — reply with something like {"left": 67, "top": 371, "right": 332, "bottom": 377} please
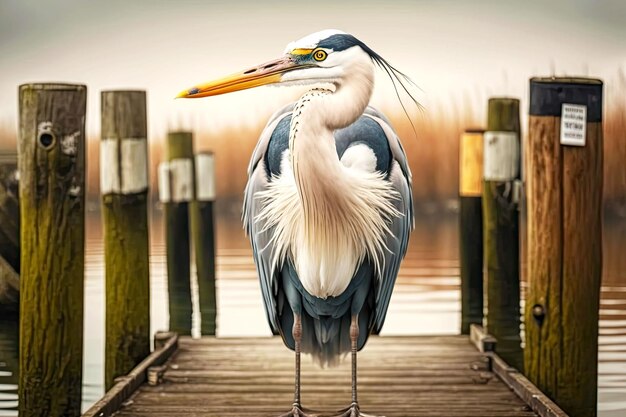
{"left": 83, "top": 332, "right": 179, "bottom": 417}
{"left": 525, "top": 116, "right": 563, "bottom": 395}
{"left": 18, "top": 83, "right": 86, "bottom": 417}
{"left": 101, "top": 91, "right": 151, "bottom": 391}
{"left": 560, "top": 121, "right": 602, "bottom": 417}
{"left": 526, "top": 101, "right": 602, "bottom": 417}
{"left": 112, "top": 336, "right": 540, "bottom": 417}
{"left": 491, "top": 354, "right": 569, "bottom": 417}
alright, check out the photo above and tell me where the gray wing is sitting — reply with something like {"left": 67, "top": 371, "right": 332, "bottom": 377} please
{"left": 246, "top": 103, "right": 295, "bottom": 177}
{"left": 364, "top": 109, "right": 413, "bottom": 192}
{"left": 244, "top": 106, "right": 413, "bottom": 335}
{"left": 363, "top": 113, "right": 414, "bottom": 334}
{"left": 243, "top": 106, "right": 293, "bottom": 334}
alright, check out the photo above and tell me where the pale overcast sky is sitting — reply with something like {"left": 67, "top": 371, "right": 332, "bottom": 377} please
{"left": 0, "top": 0, "right": 624, "bottom": 136}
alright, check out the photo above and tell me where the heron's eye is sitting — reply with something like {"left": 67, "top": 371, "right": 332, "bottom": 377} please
{"left": 313, "top": 49, "right": 328, "bottom": 62}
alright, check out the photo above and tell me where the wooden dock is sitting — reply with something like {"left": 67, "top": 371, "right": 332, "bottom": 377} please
{"left": 85, "top": 329, "right": 567, "bottom": 417}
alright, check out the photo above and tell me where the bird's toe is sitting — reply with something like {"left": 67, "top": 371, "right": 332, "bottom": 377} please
{"left": 277, "top": 405, "right": 321, "bottom": 417}
{"left": 325, "top": 404, "right": 384, "bottom": 417}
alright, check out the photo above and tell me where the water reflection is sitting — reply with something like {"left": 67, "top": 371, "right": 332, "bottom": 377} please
{"left": 0, "top": 314, "right": 17, "bottom": 417}
{"left": 0, "top": 209, "right": 624, "bottom": 416}
{"left": 598, "top": 216, "right": 626, "bottom": 417}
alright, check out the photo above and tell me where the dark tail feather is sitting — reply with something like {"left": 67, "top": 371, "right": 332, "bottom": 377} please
{"left": 303, "top": 314, "right": 350, "bottom": 367}
{"left": 301, "top": 307, "right": 374, "bottom": 368}
{"left": 277, "top": 262, "right": 377, "bottom": 367}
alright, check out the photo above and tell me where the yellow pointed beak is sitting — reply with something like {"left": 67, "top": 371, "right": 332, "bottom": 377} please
{"left": 176, "top": 56, "right": 311, "bottom": 99}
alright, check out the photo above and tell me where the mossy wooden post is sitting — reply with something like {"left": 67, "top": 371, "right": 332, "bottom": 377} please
{"left": 18, "top": 83, "right": 86, "bottom": 417}
{"left": 191, "top": 152, "right": 217, "bottom": 335}
{"left": 459, "top": 129, "right": 484, "bottom": 334}
{"left": 0, "top": 154, "right": 20, "bottom": 308}
{"left": 160, "top": 132, "right": 194, "bottom": 335}
{"left": 0, "top": 255, "right": 19, "bottom": 307}
{"left": 0, "top": 157, "right": 20, "bottom": 273}
{"left": 526, "top": 77, "right": 603, "bottom": 417}
{"left": 483, "top": 98, "right": 523, "bottom": 371}
{"left": 101, "top": 90, "right": 151, "bottom": 390}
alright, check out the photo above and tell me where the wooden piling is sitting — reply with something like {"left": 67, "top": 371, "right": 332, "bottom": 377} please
{"left": 191, "top": 152, "right": 217, "bottom": 335}
{"left": 525, "top": 77, "right": 603, "bottom": 417}
{"left": 18, "top": 83, "right": 86, "bottom": 417}
{"left": 459, "top": 129, "right": 484, "bottom": 334}
{"left": 0, "top": 255, "right": 19, "bottom": 307}
{"left": 161, "top": 132, "right": 194, "bottom": 335}
{"left": 0, "top": 158, "right": 20, "bottom": 308}
{"left": 0, "top": 157, "right": 19, "bottom": 273}
{"left": 101, "top": 90, "right": 151, "bottom": 390}
{"left": 482, "top": 98, "right": 523, "bottom": 371}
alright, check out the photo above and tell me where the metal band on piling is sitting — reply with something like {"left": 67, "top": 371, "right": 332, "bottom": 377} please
{"left": 195, "top": 152, "right": 216, "bottom": 201}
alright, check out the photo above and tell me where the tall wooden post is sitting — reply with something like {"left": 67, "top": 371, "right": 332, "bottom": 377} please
{"left": 0, "top": 160, "right": 20, "bottom": 308}
{"left": 459, "top": 129, "right": 484, "bottom": 334}
{"left": 0, "top": 254, "right": 19, "bottom": 307}
{"left": 160, "top": 132, "right": 194, "bottom": 335}
{"left": 101, "top": 90, "right": 151, "bottom": 390}
{"left": 191, "top": 152, "right": 217, "bottom": 335}
{"left": 483, "top": 98, "right": 523, "bottom": 371}
{"left": 18, "top": 83, "right": 86, "bottom": 417}
{"left": 526, "top": 77, "right": 603, "bottom": 417}
{"left": 0, "top": 159, "right": 20, "bottom": 273}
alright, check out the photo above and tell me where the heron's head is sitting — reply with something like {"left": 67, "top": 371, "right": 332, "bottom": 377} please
{"left": 176, "top": 30, "right": 386, "bottom": 98}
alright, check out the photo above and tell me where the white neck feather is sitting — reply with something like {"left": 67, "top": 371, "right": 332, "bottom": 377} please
{"left": 289, "top": 51, "right": 374, "bottom": 206}
{"left": 256, "top": 54, "right": 400, "bottom": 298}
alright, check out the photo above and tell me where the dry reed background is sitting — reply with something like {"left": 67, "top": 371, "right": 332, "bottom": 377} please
{"left": 0, "top": 76, "right": 624, "bottom": 215}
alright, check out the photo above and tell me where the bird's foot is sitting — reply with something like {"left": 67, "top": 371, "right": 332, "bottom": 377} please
{"left": 277, "top": 404, "right": 320, "bottom": 417}
{"left": 326, "top": 403, "right": 384, "bottom": 417}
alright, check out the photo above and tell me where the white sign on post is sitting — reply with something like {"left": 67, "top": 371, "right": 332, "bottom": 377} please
{"left": 560, "top": 103, "right": 587, "bottom": 146}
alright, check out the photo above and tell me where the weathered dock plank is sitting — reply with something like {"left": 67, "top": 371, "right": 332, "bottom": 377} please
{"left": 113, "top": 336, "right": 540, "bottom": 417}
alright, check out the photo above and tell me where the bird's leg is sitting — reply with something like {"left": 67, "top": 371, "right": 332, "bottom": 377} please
{"left": 349, "top": 314, "right": 359, "bottom": 409}
{"left": 330, "top": 315, "right": 383, "bottom": 417}
{"left": 345, "top": 315, "right": 367, "bottom": 417}
{"left": 294, "top": 313, "right": 303, "bottom": 409}
{"left": 278, "top": 314, "right": 318, "bottom": 417}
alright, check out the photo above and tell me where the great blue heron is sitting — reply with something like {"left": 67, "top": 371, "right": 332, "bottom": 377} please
{"left": 178, "top": 29, "right": 414, "bottom": 417}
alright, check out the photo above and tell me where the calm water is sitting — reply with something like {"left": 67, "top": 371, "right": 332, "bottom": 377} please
{"left": 0, "top": 209, "right": 625, "bottom": 416}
